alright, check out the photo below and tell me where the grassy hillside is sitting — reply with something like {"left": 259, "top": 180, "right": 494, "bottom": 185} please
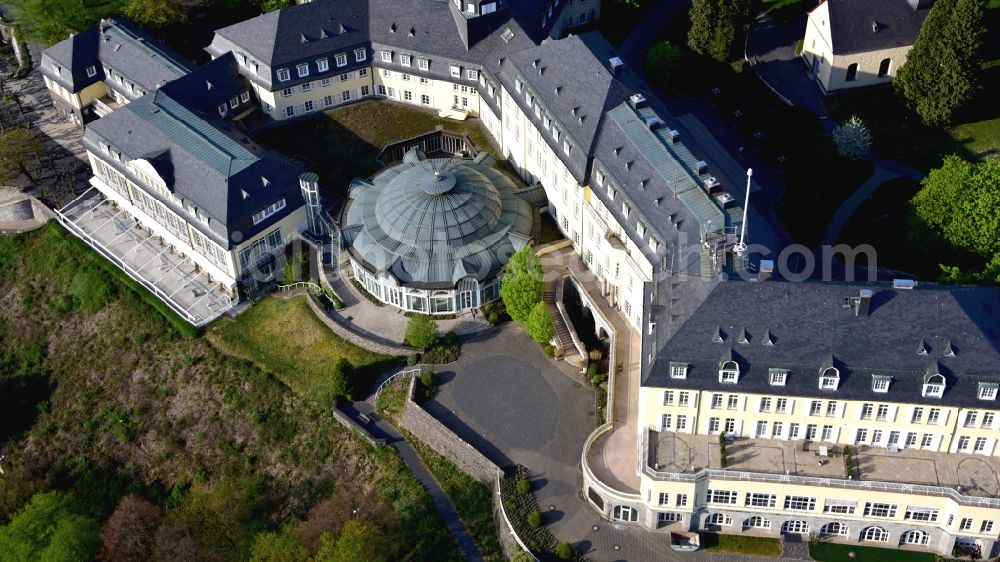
{"left": 0, "top": 222, "right": 459, "bottom": 561}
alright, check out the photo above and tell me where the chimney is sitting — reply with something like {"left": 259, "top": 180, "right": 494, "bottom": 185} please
{"left": 609, "top": 56, "right": 623, "bottom": 74}
{"left": 696, "top": 160, "right": 708, "bottom": 175}
{"left": 856, "top": 288, "right": 873, "bottom": 316}
{"left": 668, "top": 129, "right": 680, "bottom": 143}
{"left": 758, "top": 259, "right": 774, "bottom": 281}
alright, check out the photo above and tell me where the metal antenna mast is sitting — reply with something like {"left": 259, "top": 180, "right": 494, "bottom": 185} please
{"left": 734, "top": 168, "right": 752, "bottom": 256}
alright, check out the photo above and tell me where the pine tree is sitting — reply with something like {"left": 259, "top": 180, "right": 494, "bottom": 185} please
{"left": 894, "top": 0, "right": 985, "bottom": 126}
{"left": 831, "top": 115, "right": 872, "bottom": 159}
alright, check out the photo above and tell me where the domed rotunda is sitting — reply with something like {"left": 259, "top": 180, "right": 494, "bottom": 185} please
{"left": 341, "top": 149, "right": 543, "bottom": 314}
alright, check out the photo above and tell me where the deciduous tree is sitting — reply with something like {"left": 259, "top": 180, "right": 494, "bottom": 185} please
{"left": 910, "top": 156, "right": 1000, "bottom": 258}
{"left": 314, "top": 520, "right": 386, "bottom": 562}
{"left": 98, "top": 495, "right": 162, "bottom": 562}
{"left": 404, "top": 314, "right": 438, "bottom": 349}
{"left": 500, "top": 246, "right": 543, "bottom": 324}
{"left": 123, "top": 0, "right": 187, "bottom": 29}
{"left": 250, "top": 528, "right": 309, "bottom": 562}
{"left": 645, "top": 41, "right": 683, "bottom": 86}
{"left": 526, "top": 301, "right": 554, "bottom": 344}
{"left": 0, "top": 491, "right": 100, "bottom": 562}
{"left": 687, "top": 0, "right": 749, "bottom": 64}
{"left": 894, "top": 0, "right": 985, "bottom": 126}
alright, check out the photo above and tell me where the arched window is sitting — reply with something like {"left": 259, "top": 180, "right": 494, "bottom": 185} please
{"left": 821, "top": 522, "right": 849, "bottom": 536}
{"left": 923, "top": 374, "right": 946, "bottom": 398}
{"left": 846, "top": 63, "right": 859, "bottom": 82}
{"left": 706, "top": 513, "right": 732, "bottom": 526}
{"left": 860, "top": 526, "right": 889, "bottom": 542}
{"left": 819, "top": 367, "right": 840, "bottom": 390}
{"left": 782, "top": 520, "right": 810, "bottom": 534}
{"left": 719, "top": 360, "right": 739, "bottom": 384}
{"left": 878, "top": 58, "right": 892, "bottom": 77}
{"left": 901, "top": 530, "right": 929, "bottom": 545}
{"left": 743, "top": 516, "right": 771, "bottom": 530}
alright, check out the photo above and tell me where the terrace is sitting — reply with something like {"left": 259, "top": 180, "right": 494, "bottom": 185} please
{"left": 646, "top": 429, "right": 1000, "bottom": 505}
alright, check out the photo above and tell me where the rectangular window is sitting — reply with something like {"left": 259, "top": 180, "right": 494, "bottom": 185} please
{"left": 376, "top": 84, "right": 386, "bottom": 96}
{"left": 400, "top": 54, "right": 411, "bottom": 67}
{"left": 450, "top": 65, "right": 461, "bottom": 78}
{"left": 322, "top": 78, "right": 332, "bottom": 87}
{"left": 230, "top": 96, "right": 239, "bottom": 109}
{"left": 281, "top": 87, "right": 293, "bottom": 98}
{"left": 240, "top": 90, "right": 250, "bottom": 102}
{"left": 984, "top": 412, "right": 996, "bottom": 428}
{"left": 876, "top": 404, "right": 889, "bottom": 421}
{"left": 789, "top": 423, "right": 800, "bottom": 439}
{"left": 217, "top": 103, "right": 227, "bottom": 116}
{"left": 342, "top": 90, "right": 352, "bottom": 102}
{"left": 958, "top": 436, "right": 971, "bottom": 451}
{"left": 251, "top": 198, "right": 286, "bottom": 225}
{"left": 663, "top": 391, "right": 674, "bottom": 406}
{"left": 335, "top": 53, "right": 347, "bottom": 67}
{"left": 708, "top": 418, "right": 720, "bottom": 433}
{"left": 823, "top": 502, "right": 857, "bottom": 515}
{"left": 982, "top": 520, "right": 994, "bottom": 533}
{"left": 928, "top": 408, "right": 941, "bottom": 424}
{"left": 323, "top": 95, "right": 333, "bottom": 107}
{"left": 711, "top": 394, "right": 723, "bottom": 409}
{"left": 361, "top": 85, "right": 370, "bottom": 96}
{"left": 772, "top": 422, "right": 783, "bottom": 437}
{"left": 676, "top": 494, "right": 688, "bottom": 507}
{"left": 296, "top": 63, "right": 309, "bottom": 77}
{"left": 317, "top": 58, "right": 329, "bottom": 72}
{"left": 706, "top": 490, "right": 738, "bottom": 505}
{"left": 826, "top": 402, "right": 838, "bottom": 417}
{"left": 960, "top": 518, "right": 973, "bottom": 531}
{"left": 354, "top": 48, "right": 366, "bottom": 62}
{"left": 303, "top": 100, "right": 314, "bottom": 111}
{"left": 660, "top": 414, "right": 671, "bottom": 430}
{"left": 769, "top": 369, "right": 787, "bottom": 386}
{"left": 301, "top": 82, "right": 312, "bottom": 92}
{"left": 872, "top": 376, "right": 890, "bottom": 393}
{"left": 676, "top": 416, "right": 687, "bottom": 431}
{"left": 678, "top": 392, "right": 690, "bottom": 407}
{"left": 401, "top": 73, "right": 411, "bottom": 81}
{"left": 285, "top": 106, "right": 295, "bottom": 117}
{"left": 912, "top": 407, "right": 924, "bottom": 423}
{"left": 467, "top": 69, "right": 478, "bottom": 80}
{"left": 277, "top": 68, "right": 290, "bottom": 81}
{"left": 359, "top": 68, "right": 368, "bottom": 77}
{"left": 381, "top": 50, "right": 392, "bottom": 63}
{"left": 975, "top": 436, "right": 988, "bottom": 452}
{"left": 921, "top": 433, "right": 933, "bottom": 448}
{"left": 339, "top": 73, "right": 350, "bottom": 82}
{"left": 965, "top": 411, "right": 979, "bottom": 427}
{"left": 905, "top": 508, "right": 939, "bottom": 522}
{"left": 727, "top": 395, "right": 738, "bottom": 410}
{"left": 745, "top": 493, "right": 776, "bottom": 508}
{"left": 759, "top": 397, "right": 772, "bottom": 412}
{"left": 810, "top": 400, "right": 822, "bottom": 416}
{"left": 417, "top": 58, "right": 429, "bottom": 71}
{"left": 980, "top": 385, "right": 998, "bottom": 401}
{"left": 863, "top": 502, "right": 897, "bottom": 518}
{"left": 421, "top": 94, "right": 430, "bottom": 105}
{"left": 776, "top": 398, "right": 788, "bottom": 413}
{"left": 670, "top": 363, "right": 687, "bottom": 379}
{"left": 784, "top": 496, "right": 816, "bottom": 511}
{"left": 855, "top": 428, "right": 868, "bottom": 443}
{"left": 658, "top": 492, "right": 669, "bottom": 506}
{"left": 403, "top": 91, "right": 413, "bottom": 102}
{"left": 86, "top": 65, "right": 97, "bottom": 78}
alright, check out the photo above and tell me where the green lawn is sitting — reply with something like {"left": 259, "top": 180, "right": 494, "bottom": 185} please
{"left": 255, "top": 100, "right": 498, "bottom": 197}
{"left": 207, "top": 295, "right": 398, "bottom": 407}
{"left": 701, "top": 533, "right": 781, "bottom": 556}
{"left": 406, "top": 431, "right": 505, "bottom": 562}
{"left": 759, "top": 0, "right": 814, "bottom": 25}
{"left": 810, "top": 541, "right": 935, "bottom": 562}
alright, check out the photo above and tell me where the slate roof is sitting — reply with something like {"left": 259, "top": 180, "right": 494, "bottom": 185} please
{"left": 645, "top": 280, "right": 1000, "bottom": 409}
{"left": 41, "top": 18, "right": 193, "bottom": 94}
{"left": 342, "top": 151, "right": 538, "bottom": 289}
{"left": 209, "top": 0, "right": 369, "bottom": 66}
{"left": 825, "top": 0, "right": 932, "bottom": 55}
{"left": 158, "top": 52, "right": 254, "bottom": 119}
{"left": 83, "top": 89, "right": 304, "bottom": 247}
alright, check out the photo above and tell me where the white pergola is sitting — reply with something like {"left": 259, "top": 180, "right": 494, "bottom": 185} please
{"left": 56, "top": 188, "right": 235, "bottom": 327}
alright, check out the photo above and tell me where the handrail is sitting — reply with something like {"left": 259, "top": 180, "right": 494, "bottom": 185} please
{"left": 495, "top": 470, "right": 541, "bottom": 562}
{"left": 374, "top": 368, "right": 421, "bottom": 402}
{"left": 276, "top": 281, "right": 321, "bottom": 293}
{"left": 641, "top": 431, "right": 1000, "bottom": 509}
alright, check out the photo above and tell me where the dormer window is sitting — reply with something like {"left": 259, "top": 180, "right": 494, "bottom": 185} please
{"left": 979, "top": 383, "right": 998, "bottom": 401}
{"left": 277, "top": 68, "right": 290, "bottom": 81}
{"left": 450, "top": 65, "right": 461, "bottom": 78}
{"left": 769, "top": 368, "right": 787, "bottom": 386}
{"left": 400, "top": 54, "right": 411, "bottom": 67}
{"left": 514, "top": 79, "right": 523, "bottom": 93}
{"left": 218, "top": 103, "right": 227, "bottom": 116}
{"left": 52, "top": 63, "right": 62, "bottom": 75}
{"left": 670, "top": 362, "right": 687, "bottom": 379}
{"left": 335, "top": 53, "right": 348, "bottom": 67}
{"left": 922, "top": 374, "right": 945, "bottom": 398}
{"left": 381, "top": 50, "right": 392, "bottom": 63}
{"left": 86, "top": 65, "right": 97, "bottom": 78}
{"left": 418, "top": 58, "right": 429, "bottom": 71}
{"left": 296, "top": 63, "right": 309, "bottom": 77}
{"left": 355, "top": 48, "right": 367, "bottom": 62}
{"left": 819, "top": 367, "right": 839, "bottom": 390}
{"left": 872, "top": 375, "right": 891, "bottom": 393}
{"left": 317, "top": 58, "right": 329, "bottom": 72}
{"left": 719, "top": 360, "right": 739, "bottom": 384}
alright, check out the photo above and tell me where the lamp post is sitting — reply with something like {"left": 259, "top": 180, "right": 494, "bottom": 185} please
{"left": 734, "top": 168, "right": 752, "bottom": 256}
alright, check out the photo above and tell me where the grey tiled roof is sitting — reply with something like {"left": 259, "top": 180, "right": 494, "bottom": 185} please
{"left": 826, "top": 0, "right": 931, "bottom": 55}
{"left": 158, "top": 52, "right": 255, "bottom": 119}
{"left": 342, "top": 152, "right": 538, "bottom": 289}
{"left": 83, "top": 90, "right": 304, "bottom": 247}
{"left": 210, "top": 0, "right": 369, "bottom": 67}
{"left": 645, "top": 280, "right": 1000, "bottom": 409}
{"left": 41, "top": 18, "right": 193, "bottom": 94}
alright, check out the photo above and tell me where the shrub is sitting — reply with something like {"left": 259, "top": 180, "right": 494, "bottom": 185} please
{"left": 486, "top": 311, "right": 500, "bottom": 325}
{"left": 404, "top": 314, "right": 439, "bottom": 349}
{"left": 555, "top": 542, "right": 574, "bottom": 560}
{"left": 586, "top": 362, "right": 598, "bottom": 377}
{"left": 527, "top": 511, "right": 542, "bottom": 529}
{"left": 526, "top": 301, "right": 554, "bottom": 344}
{"left": 543, "top": 344, "right": 554, "bottom": 357}
{"left": 422, "top": 332, "right": 460, "bottom": 364}
{"left": 329, "top": 358, "right": 353, "bottom": 401}
{"left": 406, "top": 353, "right": 421, "bottom": 366}
{"left": 515, "top": 479, "right": 531, "bottom": 495}
{"left": 420, "top": 371, "right": 435, "bottom": 388}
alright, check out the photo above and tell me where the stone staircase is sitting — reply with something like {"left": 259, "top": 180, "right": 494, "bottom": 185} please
{"left": 543, "top": 289, "right": 575, "bottom": 353}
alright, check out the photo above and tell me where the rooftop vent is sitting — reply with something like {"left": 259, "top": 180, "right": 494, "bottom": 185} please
{"left": 944, "top": 340, "right": 956, "bottom": 357}
{"left": 703, "top": 176, "right": 720, "bottom": 189}
{"left": 917, "top": 338, "right": 929, "bottom": 355}
{"left": 206, "top": 80, "right": 213, "bottom": 90}
{"left": 645, "top": 115, "right": 665, "bottom": 129}
{"left": 762, "top": 329, "right": 774, "bottom": 345}
{"left": 737, "top": 328, "right": 749, "bottom": 345}
{"left": 300, "top": 33, "right": 309, "bottom": 43}
{"left": 339, "top": 23, "right": 347, "bottom": 34}
{"left": 630, "top": 93, "right": 647, "bottom": 107}
{"left": 613, "top": 146, "right": 621, "bottom": 156}
{"left": 320, "top": 28, "right": 329, "bottom": 39}
{"left": 639, "top": 179, "right": 648, "bottom": 189}
{"left": 261, "top": 176, "right": 270, "bottom": 187}
{"left": 501, "top": 27, "right": 515, "bottom": 42}
{"left": 532, "top": 59, "right": 540, "bottom": 68}
{"left": 696, "top": 160, "right": 708, "bottom": 175}
{"left": 872, "top": 19, "right": 880, "bottom": 33}
{"left": 625, "top": 160, "right": 634, "bottom": 171}
{"left": 712, "top": 325, "right": 724, "bottom": 343}
{"left": 241, "top": 189, "right": 249, "bottom": 200}
{"left": 609, "top": 56, "right": 624, "bottom": 73}
{"left": 856, "top": 288, "right": 873, "bottom": 316}
{"left": 554, "top": 86, "right": 561, "bottom": 96}
{"left": 409, "top": 27, "right": 415, "bottom": 37}
{"left": 668, "top": 129, "right": 680, "bottom": 143}
{"left": 389, "top": 23, "right": 397, "bottom": 33}
{"left": 893, "top": 279, "right": 917, "bottom": 290}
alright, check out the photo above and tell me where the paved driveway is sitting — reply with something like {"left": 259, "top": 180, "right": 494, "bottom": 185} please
{"left": 746, "top": 12, "right": 830, "bottom": 121}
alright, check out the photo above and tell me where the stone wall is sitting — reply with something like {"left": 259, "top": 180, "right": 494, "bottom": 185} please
{"left": 331, "top": 400, "right": 385, "bottom": 447}
{"left": 304, "top": 293, "right": 415, "bottom": 356}
{"left": 400, "top": 377, "right": 502, "bottom": 485}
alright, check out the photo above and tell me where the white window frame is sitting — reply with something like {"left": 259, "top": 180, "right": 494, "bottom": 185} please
{"left": 769, "top": 369, "right": 787, "bottom": 386}
{"left": 335, "top": 53, "right": 348, "bottom": 67}
{"left": 354, "top": 48, "right": 367, "bottom": 62}
{"left": 400, "top": 54, "right": 412, "bottom": 67}
{"left": 317, "top": 58, "right": 329, "bottom": 72}
{"left": 380, "top": 50, "right": 392, "bottom": 63}
{"left": 86, "top": 65, "right": 97, "bottom": 78}
{"left": 277, "top": 68, "right": 290, "bottom": 81}
{"left": 296, "top": 63, "right": 309, "bottom": 77}
{"left": 450, "top": 65, "right": 461, "bottom": 78}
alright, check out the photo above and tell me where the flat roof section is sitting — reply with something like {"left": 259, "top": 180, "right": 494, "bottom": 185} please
{"left": 56, "top": 188, "right": 234, "bottom": 327}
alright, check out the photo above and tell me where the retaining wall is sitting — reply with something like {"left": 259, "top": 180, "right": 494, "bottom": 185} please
{"left": 305, "top": 293, "right": 415, "bottom": 356}
{"left": 331, "top": 400, "right": 385, "bottom": 447}
{"left": 399, "top": 377, "right": 502, "bottom": 484}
